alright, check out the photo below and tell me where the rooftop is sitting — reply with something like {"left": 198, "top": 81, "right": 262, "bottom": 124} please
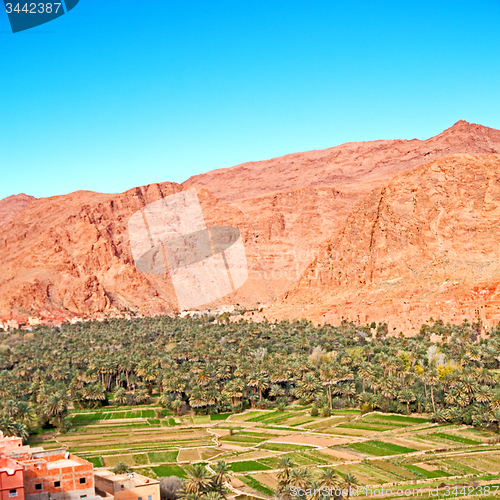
{"left": 94, "top": 470, "right": 159, "bottom": 487}
{"left": 47, "top": 459, "right": 82, "bottom": 469}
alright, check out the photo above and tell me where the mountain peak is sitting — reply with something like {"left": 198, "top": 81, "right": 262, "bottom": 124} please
{"left": 439, "top": 119, "right": 500, "bottom": 137}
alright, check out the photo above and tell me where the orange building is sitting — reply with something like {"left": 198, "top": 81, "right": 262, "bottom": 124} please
{"left": 17, "top": 450, "right": 94, "bottom": 500}
{"left": 0, "top": 434, "right": 33, "bottom": 459}
{"left": 0, "top": 434, "right": 97, "bottom": 500}
{"left": 0, "top": 457, "right": 25, "bottom": 500}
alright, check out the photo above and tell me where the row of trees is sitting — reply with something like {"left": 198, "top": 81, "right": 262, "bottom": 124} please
{"left": 1, "top": 315, "right": 500, "bottom": 437}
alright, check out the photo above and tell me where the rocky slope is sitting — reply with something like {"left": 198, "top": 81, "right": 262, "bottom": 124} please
{"left": 272, "top": 154, "right": 500, "bottom": 333}
{"left": 2, "top": 121, "right": 500, "bottom": 328}
{"left": 186, "top": 120, "right": 500, "bottom": 299}
{"left": 0, "top": 184, "right": 278, "bottom": 321}
{"left": 0, "top": 194, "right": 35, "bottom": 227}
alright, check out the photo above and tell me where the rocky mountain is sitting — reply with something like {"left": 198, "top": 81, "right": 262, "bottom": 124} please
{"left": 272, "top": 154, "right": 500, "bottom": 334}
{"left": 185, "top": 120, "right": 500, "bottom": 303}
{"left": 2, "top": 120, "right": 500, "bottom": 329}
{"left": 0, "top": 194, "right": 35, "bottom": 227}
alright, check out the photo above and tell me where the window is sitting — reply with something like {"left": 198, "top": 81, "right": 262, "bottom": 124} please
{"left": 9, "top": 490, "right": 18, "bottom": 498}
{"left": 79, "top": 478, "right": 86, "bottom": 484}
{"left": 35, "top": 484, "right": 42, "bottom": 491}
{"left": 148, "top": 495, "right": 152, "bottom": 500}
{"left": 138, "top": 497, "right": 142, "bottom": 500}
{"left": 54, "top": 482, "right": 61, "bottom": 488}
{"left": 80, "top": 496, "right": 87, "bottom": 498}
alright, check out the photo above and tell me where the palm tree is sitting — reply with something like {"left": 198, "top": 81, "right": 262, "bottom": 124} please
{"left": 343, "top": 473, "right": 358, "bottom": 499}
{"left": 289, "top": 468, "right": 311, "bottom": 490}
{"left": 398, "top": 388, "right": 416, "bottom": 415}
{"left": 42, "top": 390, "right": 71, "bottom": 428}
{"left": 276, "top": 456, "right": 296, "bottom": 490}
{"left": 0, "top": 414, "right": 18, "bottom": 437}
{"left": 357, "top": 362, "right": 373, "bottom": 393}
{"left": 319, "top": 468, "right": 341, "bottom": 489}
{"left": 12, "top": 422, "right": 29, "bottom": 441}
{"left": 183, "top": 464, "right": 212, "bottom": 496}
{"left": 16, "top": 401, "right": 35, "bottom": 425}
{"left": 114, "top": 387, "right": 128, "bottom": 405}
{"left": 475, "top": 386, "right": 493, "bottom": 405}
{"left": 489, "top": 408, "right": 500, "bottom": 432}
{"left": 254, "top": 375, "right": 270, "bottom": 402}
{"left": 425, "top": 371, "right": 439, "bottom": 413}
{"left": 211, "top": 461, "right": 229, "bottom": 498}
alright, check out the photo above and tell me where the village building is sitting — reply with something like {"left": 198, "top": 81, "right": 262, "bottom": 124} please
{"left": 0, "top": 434, "right": 158, "bottom": 500}
{"left": 0, "top": 457, "right": 25, "bottom": 500}
{"left": 93, "top": 471, "right": 160, "bottom": 500}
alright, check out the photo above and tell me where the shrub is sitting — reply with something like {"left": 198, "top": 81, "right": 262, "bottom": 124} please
{"left": 320, "top": 405, "right": 331, "bottom": 417}
{"left": 111, "top": 462, "right": 132, "bottom": 474}
{"left": 159, "top": 476, "right": 182, "bottom": 500}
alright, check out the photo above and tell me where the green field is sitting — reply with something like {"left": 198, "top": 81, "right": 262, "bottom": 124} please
{"left": 241, "top": 475, "right": 274, "bottom": 495}
{"left": 348, "top": 440, "right": 417, "bottom": 456}
{"left": 151, "top": 465, "right": 187, "bottom": 478}
{"left": 229, "top": 460, "right": 272, "bottom": 472}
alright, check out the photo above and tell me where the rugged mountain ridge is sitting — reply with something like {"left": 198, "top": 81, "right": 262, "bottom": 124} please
{"left": 2, "top": 121, "right": 500, "bottom": 329}
{"left": 272, "top": 154, "right": 500, "bottom": 333}
{"left": 183, "top": 120, "right": 500, "bottom": 203}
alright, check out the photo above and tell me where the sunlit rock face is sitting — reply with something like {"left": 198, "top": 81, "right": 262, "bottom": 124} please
{"left": 2, "top": 121, "right": 500, "bottom": 331}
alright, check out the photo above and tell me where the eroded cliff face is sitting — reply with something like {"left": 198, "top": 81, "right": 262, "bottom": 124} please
{"left": 2, "top": 121, "right": 500, "bottom": 329}
{"left": 272, "top": 154, "right": 500, "bottom": 333}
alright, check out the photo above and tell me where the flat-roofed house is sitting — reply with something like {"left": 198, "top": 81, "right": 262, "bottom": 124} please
{"left": 93, "top": 471, "right": 160, "bottom": 500}
{"left": 17, "top": 450, "right": 95, "bottom": 500}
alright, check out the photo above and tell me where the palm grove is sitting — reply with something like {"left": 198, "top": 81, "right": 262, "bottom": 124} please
{"left": 1, "top": 315, "right": 500, "bottom": 439}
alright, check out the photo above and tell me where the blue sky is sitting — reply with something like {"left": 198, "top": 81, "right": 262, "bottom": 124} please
{"left": 1, "top": 1, "right": 499, "bottom": 200}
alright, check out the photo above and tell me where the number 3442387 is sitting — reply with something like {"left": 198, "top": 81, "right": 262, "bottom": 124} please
{"left": 5, "top": 3, "right": 62, "bottom": 14}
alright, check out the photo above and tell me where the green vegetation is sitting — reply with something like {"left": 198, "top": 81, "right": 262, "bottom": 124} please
{"left": 132, "top": 453, "right": 149, "bottom": 465}
{"left": 3, "top": 316, "right": 500, "bottom": 498}
{"left": 2, "top": 315, "right": 500, "bottom": 440}
{"left": 430, "top": 432, "right": 480, "bottom": 445}
{"left": 151, "top": 464, "right": 187, "bottom": 478}
{"left": 229, "top": 460, "right": 271, "bottom": 472}
{"left": 348, "top": 441, "right": 416, "bottom": 456}
{"left": 211, "top": 413, "right": 231, "bottom": 420}
{"left": 147, "top": 450, "right": 179, "bottom": 463}
{"left": 241, "top": 475, "right": 274, "bottom": 495}
{"left": 86, "top": 456, "right": 103, "bottom": 467}
{"left": 403, "top": 464, "right": 452, "bottom": 478}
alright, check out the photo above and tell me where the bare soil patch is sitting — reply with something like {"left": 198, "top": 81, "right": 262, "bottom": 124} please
{"left": 178, "top": 448, "right": 201, "bottom": 462}
{"left": 254, "top": 473, "right": 279, "bottom": 489}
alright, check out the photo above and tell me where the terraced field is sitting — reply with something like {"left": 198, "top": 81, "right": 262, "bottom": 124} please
{"left": 42, "top": 406, "right": 500, "bottom": 499}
